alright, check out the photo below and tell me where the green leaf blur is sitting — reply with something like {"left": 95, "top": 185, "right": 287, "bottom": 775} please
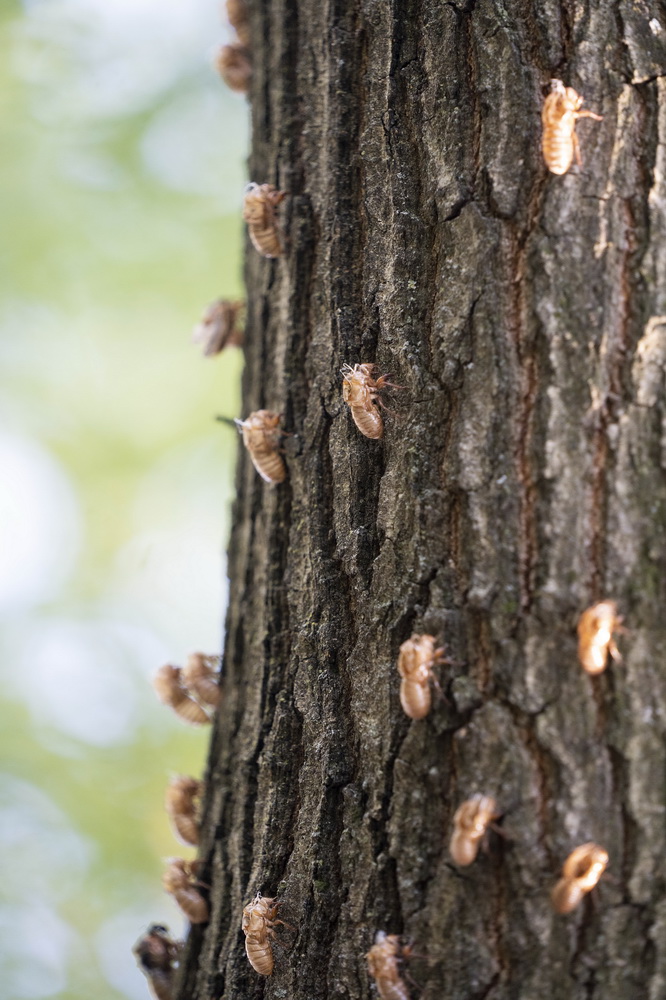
{"left": 0, "top": 1, "right": 246, "bottom": 997}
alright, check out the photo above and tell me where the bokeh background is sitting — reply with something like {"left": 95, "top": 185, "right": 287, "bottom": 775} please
{"left": 0, "top": 0, "right": 246, "bottom": 996}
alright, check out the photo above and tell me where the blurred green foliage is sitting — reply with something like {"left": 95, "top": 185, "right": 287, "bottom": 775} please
{"left": 0, "top": 0, "right": 247, "bottom": 996}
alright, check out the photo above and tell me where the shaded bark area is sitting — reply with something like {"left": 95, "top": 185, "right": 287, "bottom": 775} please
{"left": 180, "top": 2, "right": 666, "bottom": 998}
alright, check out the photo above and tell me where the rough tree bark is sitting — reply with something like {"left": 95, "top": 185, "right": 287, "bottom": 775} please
{"left": 179, "top": 2, "right": 666, "bottom": 998}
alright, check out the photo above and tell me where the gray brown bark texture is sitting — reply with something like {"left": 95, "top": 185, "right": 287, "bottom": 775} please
{"left": 182, "top": 2, "right": 666, "bottom": 998}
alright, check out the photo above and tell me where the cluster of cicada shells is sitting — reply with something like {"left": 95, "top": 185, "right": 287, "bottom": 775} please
{"left": 214, "top": 0, "right": 252, "bottom": 94}
{"left": 392, "top": 611, "right": 618, "bottom": 921}
{"left": 136, "top": 889, "right": 300, "bottom": 996}
{"left": 153, "top": 653, "right": 221, "bottom": 726}
{"left": 347, "top": 800, "right": 609, "bottom": 999}
{"left": 396, "top": 601, "right": 622, "bottom": 729}
{"left": 147, "top": 63, "right": 613, "bottom": 1000}
{"left": 540, "top": 91, "right": 610, "bottom": 921}
{"left": 197, "top": 78, "right": 602, "bottom": 459}
{"left": 206, "top": 190, "right": 409, "bottom": 482}
{"left": 152, "top": 655, "right": 219, "bottom": 917}
{"left": 135, "top": 656, "right": 223, "bottom": 996}
{"left": 232, "top": 358, "right": 403, "bottom": 486}
{"left": 365, "top": 837, "right": 609, "bottom": 998}
{"left": 447, "top": 795, "right": 608, "bottom": 915}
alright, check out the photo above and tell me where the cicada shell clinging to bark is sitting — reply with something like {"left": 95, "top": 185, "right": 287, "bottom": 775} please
{"left": 133, "top": 924, "right": 181, "bottom": 1000}
{"left": 551, "top": 842, "right": 608, "bottom": 914}
{"left": 341, "top": 362, "right": 399, "bottom": 440}
{"left": 192, "top": 298, "right": 244, "bottom": 355}
{"left": 164, "top": 776, "right": 203, "bottom": 847}
{"left": 397, "top": 633, "right": 447, "bottom": 720}
{"left": 577, "top": 600, "right": 622, "bottom": 675}
{"left": 182, "top": 652, "right": 221, "bottom": 708}
{"left": 541, "top": 79, "right": 602, "bottom": 175}
{"left": 162, "top": 859, "right": 209, "bottom": 924}
{"left": 242, "top": 183, "right": 286, "bottom": 258}
{"left": 235, "top": 409, "right": 287, "bottom": 483}
{"left": 241, "top": 892, "right": 293, "bottom": 976}
{"left": 215, "top": 43, "right": 252, "bottom": 94}
{"left": 152, "top": 664, "right": 211, "bottom": 726}
{"left": 449, "top": 794, "right": 499, "bottom": 866}
{"left": 366, "top": 932, "right": 411, "bottom": 1000}
{"left": 226, "top": 0, "right": 250, "bottom": 46}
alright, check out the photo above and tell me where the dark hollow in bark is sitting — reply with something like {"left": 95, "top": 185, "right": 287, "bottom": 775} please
{"left": 176, "top": 3, "right": 666, "bottom": 998}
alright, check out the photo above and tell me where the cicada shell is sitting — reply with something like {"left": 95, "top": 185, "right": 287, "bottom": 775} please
{"left": 551, "top": 842, "right": 608, "bottom": 914}
{"left": 215, "top": 43, "right": 252, "bottom": 94}
{"left": 153, "top": 664, "right": 211, "bottom": 726}
{"left": 192, "top": 298, "right": 244, "bottom": 356}
{"left": 133, "top": 923, "right": 181, "bottom": 1000}
{"left": 164, "top": 776, "right": 203, "bottom": 847}
{"left": 397, "top": 633, "right": 446, "bottom": 720}
{"left": 236, "top": 409, "right": 286, "bottom": 484}
{"left": 341, "top": 362, "right": 393, "bottom": 440}
{"left": 542, "top": 79, "right": 602, "bottom": 175}
{"left": 182, "top": 652, "right": 221, "bottom": 709}
{"left": 562, "top": 842, "right": 609, "bottom": 887}
{"left": 242, "top": 183, "right": 286, "bottom": 258}
{"left": 449, "top": 794, "right": 499, "bottom": 866}
{"left": 577, "top": 600, "right": 622, "bottom": 675}
{"left": 551, "top": 877, "right": 585, "bottom": 915}
{"left": 226, "top": 0, "right": 250, "bottom": 46}
{"left": 162, "top": 859, "right": 209, "bottom": 924}
{"left": 242, "top": 892, "right": 293, "bottom": 976}
{"left": 366, "top": 932, "right": 411, "bottom": 1000}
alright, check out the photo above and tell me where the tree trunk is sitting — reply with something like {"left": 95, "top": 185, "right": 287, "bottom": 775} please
{"left": 179, "top": 3, "right": 666, "bottom": 998}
